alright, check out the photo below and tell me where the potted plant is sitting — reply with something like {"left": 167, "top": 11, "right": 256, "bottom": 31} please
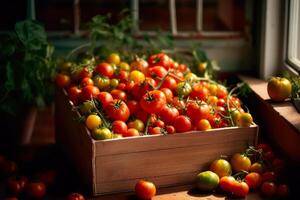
{"left": 0, "top": 20, "right": 56, "bottom": 145}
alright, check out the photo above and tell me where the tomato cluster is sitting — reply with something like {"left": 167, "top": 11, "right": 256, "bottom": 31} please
{"left": 56, "top": 52, "right": 253, "bottom": 140}
{"left": 195, "top": 144, "right": 290, "bottom": 198}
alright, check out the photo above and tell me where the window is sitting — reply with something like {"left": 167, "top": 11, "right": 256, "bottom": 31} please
{"left": 287, "top": 0, "right": 300, "bottom": 74}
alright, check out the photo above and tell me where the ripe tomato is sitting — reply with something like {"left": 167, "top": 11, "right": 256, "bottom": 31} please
{"left": 261, "top": 171, "right": 276, "bottom": 182}
{"left": 110, "top": 89, "right": 127, "bottom": 101}
{"left": 68, "top": 86, "right": 82, "bottom": 102}
{"left": 171, "top": 97, "right": 186, "bottom": 114}
{"left": 140, "top": 90, "right": 166, "bottom": 114}
{"left": 256, "top": 143, "right": 272, "bottom": 153}
{"left": 166, "top": 125, "right": 175, "bottom": 134}
{"left": 26, "top": 181, "right": 46, "bottom": 199}
{"left": 197, "top": 119, "right": 211, "bottom": 131}
{"left": 176, "top": 82, "right": 192, "bottom": 97}
{"left": 148, "top": 126, "right": 163, "bottom": 135}
{"left": 161, "top": 76, "right": 177, "bottom": 91}
{"left": 160, "top": 88, "right": 173, "bottom": 103}
{"left": 85, "top": 114, "right": 102, "bottom": 130}
{"left": 130, "top": 57, "right": 148, "bottom": 73}
{"left": 147, "top": 66, "right": 168, "bottom": 81}
{"left": 249, "top": 162, "right": 265, "bottom": 174}
{"left": 264, "top": 151, "right": 275, "bottom": 162}
{"left": 126, "top": 100, "right": 140, "bottom": 115}
{"left": 217, "top": 98, "right": 226, "bottom": 107}
{"left": 174, "top": 115, "right": 192, "bottom": 132}
{"left": 219, "top": 176, "right": 236, "bottom": 192}
{"left": 92, "top": 128, "right": 112, "bottom": 140}
{"left": 114, "top": 70, "right": 128, "bottom": 83}
{"left": 67, "top": 192, "right": 85, "bottom": 200}
{"left": 216, "top": 85, "right": 228, "bottom": 99}
{"left": 119, "top": 62, "right": 131, "bottom": 71}
{"left": 80, "top": 77, "right": 93, "bottom": 87}
{"left": 206, "top": 96, "right": 218, "bottom": 106}
{"left": 276, "top": 184, "right": 289, "bottom": 197}
{"left": 261, "top": 182, "right": 277, "bottom": 196}
{"left": 135, "top": 180, "right": 156, "bottom": 199}
{"left": 236, "top": 112, "right": 253, "bottom": 127}
{"left": 148, "top": 52, "right": 170, "bottom": 69}
{"left": 245, "top": 172, "right": 262, "bottom": 189}
{"left": 186, "top": 102, "right": 210, "bottom": 124}
{"left": 209, "top": 159, "right": 232, "bottom": 178}
{"left": 128, "top": 119, "right": 145, "bottom": 132}
{"left": 6, "top": 176, "right": 28, "bottom": 194}
{"left": 55, "top": 73, "right": 70, "bottom": 88}
{"left": 190, "top": 84, "right": 209, "bottom": 101}
{"left": 79, "top": 67, "right": 92, "bottom": 79}
{"left": 97, "top": 92, "right": 113, "bottom": 108}
{"left": 130, "top": 70, "right": 145, "bottom": 84}
{"left": 231, "top": 181, "right": 249, "bottom": 197}
{"left": 229, "top": 96, "right": 241, "bottom": 108}
{"left": 267, "top": 77, "right": 292, "bottom": 101}
{"left": 111, "top": 120, "right": 127, "bottom": 135}
{"left": 105, "top": 100, "right": 130, "bottom": 122}
{"left": 95, "top": 62, "right": 114, "bottom": 78}
{"left": 107, "top": 53, "right": 120, "bottom": 65}
{"left": 230, "top": 153, "right": 251, "bottom": 172}
{"left": 153, "top": 120, "right": 165, "bottom": 128}
{"left": 131, "top": 78, "right": 156, "bottom": 100}
{"left": 124, "top": 128, "right": 140, "bottom": 137}
{"left": 158, "top": 105, "right": 179, "bottom": 125}
{"left": 80, "top": 85, "right": 100, "bottom": 101}
{"left": 135, "top": 110, "right": 149, "bottom": 123}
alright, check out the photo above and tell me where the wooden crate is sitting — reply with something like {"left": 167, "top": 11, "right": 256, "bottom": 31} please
{"left": 55, "top": 89, "right": 258, "bottom": 196}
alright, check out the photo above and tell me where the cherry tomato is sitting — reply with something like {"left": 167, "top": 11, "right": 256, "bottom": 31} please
{"left": 171, "top": 97, "right": 185, "bottom": 114}
{"left": 190, "top": 84, "right": 209, "bottom": 101}
{"left": 256, "top": 143, "right": 272, "bottom": 153}
{"left": 249, "top": 162, "right": 265, "bottom": 174}
{"left": 80, "top": 77, "right": 93, "bottom": 87}
{"left": 130, "top": 57, "right": 148, "bottom": 73}
{"left": 173, "top": 115, "right": 192, "bottom": 132}
{"left": 231, "top": 181, "right": 249, "bottom": 197}
{"left": 105, "top": 100, "right": 130, "bottom": 122}
{"left": 135, "top": 180, "right": 156, "bottom": 199}
{"left": 55, "top": 73, "right": 70, "bottom": 88}
{"left": 267, "top": 77, "right": 292, "bottom": 101}
{"left": 161, "top": 76, "right": 177, "bottom": 91}
{"left": 276, "top": 184, "right": 289, "bottom": 197}
{"left": 186, "top": 102, "right": 210, "bottom": 124}
{"left": 197, "top": 119, "right": 211, "bottom": 131}
{"left": 206, "top": 96, "right": 218, "bottom": 106}
{"left": 97, "top": 92, "right": 113, "bottom": 107}
{"left": 124, "top": 128, "right": 140, "bottom": 137}
{"left": 158, "top": 105, "right": 179, "bottom": 125}
{"left": 114, "top": 70, "right": 128, "bottom": 83}
{"left": 148, "top": 52, "right": 170, "bottom": 69}
{"left": 92, "top": 128, "right": 113, "bottom": 140}
{"left": 128, "top": 119, "right": 145, "bottom": 132}
{"left": 219, "top": 176, "right": 236, "bottom": 192}
{"left": 261, "top": 182, "right": 277, "bottom": 196}
{"left": 85, "top": 114, "right": 102, "bottom": 130}
{"left": 78, "top": 67, "right": 92, "bottom": 79}
{"left": 67, "top": 192, "right": 85, "bottom": 200}
{"left": 153, "top": 120, "right": 165, "bottom": 128}
{"left": 6, "top": 176, "right": 28, "bottom": 195}
{"left": 264, "top": 151, "right": 275, "bottom": 162}
{"left": 107, "top": 53, "right": 120, "bottom": 65}
{"left": 160, "top": 88, "right": 173, "bottom": 103}
{"left": 147, "top": 66, "right": 168, "bottom": 80}
{"left": 245, "top": 172, "right": 262, "bottom": 189}
{"left": 26, "top": 181, "right": 46, "bottom": 199}
{"left": 261, "top": 171, "right": 276, "bottom": 182}
{"left": 95, "top": 62, "right": 114, "bottom": 78}
{"left": 209, "top": 159, "right": 232, "bottom": 178}
{"left": 166, "top": 125, "right": 175, "bottom": 134}
{"left": 176, "top": 82, "right": 192, "bottom": 97}
{"left": 140, "top": 90, "right": 166, "bottom": 114}
{"left": 112, "top": 120, "right": 128, "bottom": 135}
{"left": 216, "top": 85, "right": 228, "bottom": 99}
{"left": 80, "top": 85, "right": 100, "bottom": 101}
{"left": 110, "top": 89, "right": 127, "bottom": 101}
{"left": 236, "top": 112, "right": 253, "bottom": 127}
{"left": 149, "top": 127, "right": 163, "bottom": 135}
{"left": 230, "top": 153, "right": 251, "bottom": 172}
{"left": 68, "top": 86, "right": 82, "bottom": 103}
{"left": 130, "top": 70, "right": 145, "bottom": 84}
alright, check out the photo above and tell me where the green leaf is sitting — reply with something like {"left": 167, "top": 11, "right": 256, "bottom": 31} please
{"left": 15, "top": 20, "right": 47, "bottom": 50}
{"left": 4, "top": 62, "right": 15, "bottom": 91}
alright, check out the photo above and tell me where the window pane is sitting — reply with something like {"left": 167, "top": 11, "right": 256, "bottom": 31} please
{"left": 176, "top": 0, "right": 196, "bottom": 31}
{"left": 139, "top": 0, "right": 170, "bottom": 31}
{"left": 36, "top": 0, "right": 73, "bottom": 31}
{"left": 203, "top": 0, "right": 245, "bottom": 31}
{"left": 0, "top": 1, "right": 26, "bottom": 30}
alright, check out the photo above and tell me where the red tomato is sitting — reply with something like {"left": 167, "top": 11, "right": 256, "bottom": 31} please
{"left": 55, "top": 73, "right": 70, "bottom": 88}
{"left": 110, "top": 89, "right": 127, "bottom": 101}
{"left": 178, "top": 63, "right": 188, "bottom": 72}
{"left": 276, "top": 184, "right": 289, "bottom": 197}
{"left": 127, "top": 100, "right": 140, "bottom": 115}
{"left": 186, "top": 102, "right": 210, "bottom": 124}
{"left": 124, "top": 128, "right": 140, "bottom": 137}
{"left": 261, "top": 182, "right": 277, "bottom": 196}
{"left": 26, "top": 181, "right": 46, "bottom": 199}
{"left": 190, "top": 84, "right": 209, "bottom": 101}
{"left": 97, "top": 92, "right": 113, "bottom": 107}
{"left": 261, "top": 171, "right": 276, "bottom": 182}
{"left": 148, "top": 52, "right": 170, "bottom": 69}
{"left": 219, "top": 176, "right": 236, "bottom": 192}
{"left": 131, "top": 78, "right": 156, "bottom": 100}
{"left": 114, "top": 70, "right": 129, "bottom": 83}
{"left": 80, "top": 77, "right": 93, "bottom": 87}
{"left": 67, "top": 192, "right": 85, "bottom": 200}
{"left": 264, "top": 151, "right": 275, "bottom": 162}
{"left": 256, "top": 143, "right": 272, "bottom": 153}
{"left": 6, "top": 176, "right": 28, "bottom": 194}
{"left": 174, "top": 115, "right": 192, "bottom": 132}
{"left": 68, "top": 86, "right": 82, "bottom": 103}
{"left": 111, "top": 120, "right": 128, "bottom": 136}
{"left": 95, "top": 62, "right": 114, "bottom": 78}
{"left": 197, "top": 119, "right": 211, "bottom": 131}
{"left": 80, "top": 85, "right": 100, "bottom": 101}
{"left": 229, "top": 96, "right": 241, "bottom": 108}
{"left": 232, "top": 181, "right": 249, "bottom": 197}
{"left": 166, "top": 125, "right": 175, "bottom": 134}
{"left": 216, "top": 85, "right": 228, "bottom": 99}
{"left": 171, "top": 97, "right": 185, "bottom": 114}
{"left": 153, "top": 120, "right": 165, "bottom": 128}
{"left": 217, "top": 98, "right": 226, "bottom": 107}
{"left": 147, "top": 66, "right": 168, "bottom": 80}
{"left": 160, "top": 88, "right": 173, "bottom": 103}
{"left": 158, "top": 105, "right": 179, "bottom": 125}
{"left": 149, "top": 127, "right": 162, "bottom": 135}
{"left": 140, "top": 90, "right": 166, "bottom": 114}
{"left": 79, "top": 67, "right": 92, "bottom": 79}
{"left": 117, "top": 82, "right": 126, "bottom": 90}
{"left": 245, "top": 172, "right": 262, "bottom": 189}
{"left": 130, "top": 57, "right": 149, "bottom": 73}
{"left": 104, "top": 100, "right": 130, "bottom": 122}
{"left": 135, "top": 180, "right": 156, "bottom": 199}
{"left": 161, "top": 76, "right": 177, "bottom": 91}
{"left": 135, "top": 111, "right": 149, "bottom": 123}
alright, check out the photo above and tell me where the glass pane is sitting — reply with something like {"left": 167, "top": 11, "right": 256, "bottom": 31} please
{"left": 139, "top": 0, "right": 170, "bottom": 31}
{"left": 0, "top": 1, "right": 26, "bottom": 30}
{"left": 176, "top": 0, "right": 196, "bottom": 31}
{"left": 80, "top": 0, "right": 130, "bottom": 27}
{"left": 36, "top": 0, "right": 74, "bottom": 31}
{"left": 203, "top": 0, "right": 246, "bottom": 31}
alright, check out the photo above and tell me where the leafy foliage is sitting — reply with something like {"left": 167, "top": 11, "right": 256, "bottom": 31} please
{"left": 0, "top": 20, "right": 56, "bottom": 116}
{"left": 283, "top": 71, "right": 300, "bottom": 99}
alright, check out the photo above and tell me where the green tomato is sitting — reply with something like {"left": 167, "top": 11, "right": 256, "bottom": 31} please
{"left": 80, "top": 101, "right": 95, "bottom": 114}
{"left": 93, "top": 76, "right": 110, "bottom": 90}
{"left": 196, "top": 171, "right": 219, "bottom": 191}
{"left": 110, "top": 78, "right": 119, "bottom": 89}
{"left": 113, "top": 134, "right": 123, "bottom": 139}
{"left": 127, "top": 119, "right": 145, "bottom": 132}
{"left": 176, "top": 82, "right": 192, "bottom": 97}
{"left": 92, "top": 128, "right": 113, "bottom": 140}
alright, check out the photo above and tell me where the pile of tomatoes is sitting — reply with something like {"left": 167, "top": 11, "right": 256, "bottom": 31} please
{"left": 196, "top": 143, "right": 290, "bottom": 198}
{"left": 55, "top": 52, "right": 253, "bottom": 140}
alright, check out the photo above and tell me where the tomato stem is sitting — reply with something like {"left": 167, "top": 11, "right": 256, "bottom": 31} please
{"left": 144, "top": 115, "right": 151, "bottom": 135}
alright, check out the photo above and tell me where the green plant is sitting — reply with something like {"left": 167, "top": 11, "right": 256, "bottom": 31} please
{"left": 0, "top": 20, "right": 56, "bottom": 116}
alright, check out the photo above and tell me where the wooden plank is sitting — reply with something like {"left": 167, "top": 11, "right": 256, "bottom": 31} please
{"left": 94, "top": 126, "right": 258, "bottom": 156}
{"left": 95, "top": 140, "right": 254, "bottom": 184}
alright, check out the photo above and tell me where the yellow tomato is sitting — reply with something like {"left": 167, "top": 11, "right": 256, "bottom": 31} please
{"left": 210, "top": 159, "right": 232, "bottom": 178}
{"left": 130, "top": 70, "right": 145, "bottom": 84}
{"left": 107, "top": 53, "right": 121, "bottom": 65}
{"left": 230, "top": 153, "right": 251, "bottom": 172}
{"left": 267, "top": 77, "right": 292, "bottom": 101}
{"left": 85, "top": 114, "right": 102, "bottom": 130}
{"left": 236, "top": 112, "right": 253, "bottom": 127}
